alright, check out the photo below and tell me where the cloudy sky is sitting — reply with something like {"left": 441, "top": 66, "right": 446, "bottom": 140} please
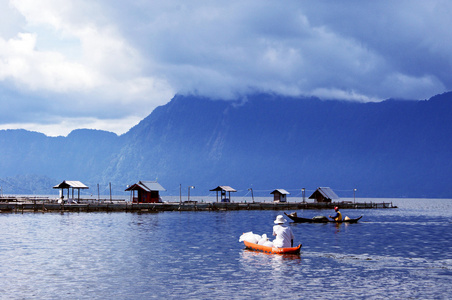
{"left": 0, "top": 0, "right": 451, "bottom": 136}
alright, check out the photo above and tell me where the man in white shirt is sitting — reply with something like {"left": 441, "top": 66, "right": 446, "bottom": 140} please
{"left": 272, "top": 215, "right": 295, "bottom": 248}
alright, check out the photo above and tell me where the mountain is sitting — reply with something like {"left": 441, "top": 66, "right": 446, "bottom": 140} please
{"left": 0, "top": 129, "right": 121, "bottom": 195}
{"left": 1, "top": 92, "right": 451, "bottom": 198}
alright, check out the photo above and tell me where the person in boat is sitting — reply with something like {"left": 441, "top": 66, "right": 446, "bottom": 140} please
{"left": 329, "top": 206, "right": 342, "bottom": 221}
{"left": 272, "top": 215, "right": 294, "bottom": 248}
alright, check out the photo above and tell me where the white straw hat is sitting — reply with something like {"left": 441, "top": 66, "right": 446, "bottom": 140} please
{"left": 274, "top": 215, "right": 287, "bottom": 224}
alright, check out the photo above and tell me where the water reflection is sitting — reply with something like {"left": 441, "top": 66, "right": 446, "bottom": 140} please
{"left": 240, "top": 249, "right": 302, "bottom": 279}
{"left": 240, "top": 249, "right": 301, "bottom": 261}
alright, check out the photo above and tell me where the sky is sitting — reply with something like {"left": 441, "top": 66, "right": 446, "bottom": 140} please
{"left": 0, "top": 0, "right": 451, "bottom": 136}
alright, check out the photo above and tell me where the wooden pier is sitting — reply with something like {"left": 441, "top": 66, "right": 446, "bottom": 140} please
{"left": 0, "top": 197, "right": 396, "bottom": 213}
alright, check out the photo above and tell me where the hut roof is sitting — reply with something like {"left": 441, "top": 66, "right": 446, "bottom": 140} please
{"left": 270, "top": 189, "right": 290, "bottom": 195}
{"left": 125, "top": 181, "right": 166, "bottom": 192}
{"left": 53, "top": 180, "right": 89, "bottom": 189}
{"left": 210, "top": 186, "right": 237, "bottom": 192}
{"left": 309, "top": 187, "right": 340, "bottom": 200}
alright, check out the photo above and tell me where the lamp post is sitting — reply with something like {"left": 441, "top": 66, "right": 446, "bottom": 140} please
{"left": 302, "top": 188, "right": 306, "bottom": 203}
{"left": 188, "top": 186, "right": 195, "bottom": 202}
{"left": 354, "top": 188, "right": 357, "bottom": 203}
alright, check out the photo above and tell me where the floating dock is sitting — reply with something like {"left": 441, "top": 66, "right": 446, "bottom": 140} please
{"left": 0, "top": 197, "right": 396, "bottom": 213}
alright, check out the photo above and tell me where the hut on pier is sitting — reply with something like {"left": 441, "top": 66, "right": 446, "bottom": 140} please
{"left": 53, "top": 180, "right": 89, "bottom": 203}
{"left": 125, "top": 181, "right": 166, "bottom": 203}
{"left": 271, "top": 189, "right": 290, "bottom": 203}
{"left": 309, "top": 187, "right": 340, "bottom": 203}
{"left": 210, "top": 186, "right": 237, "bottom": 202}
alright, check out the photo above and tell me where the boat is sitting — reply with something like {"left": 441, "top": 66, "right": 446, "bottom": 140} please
{"left": 243, "top": 240, "right": 302, "bottom": 254}
{"left": 284, "top": 212, "right": 363, "bottom": 223}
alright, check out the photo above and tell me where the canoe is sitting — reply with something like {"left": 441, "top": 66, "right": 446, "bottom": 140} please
{"left": 243, "top": 240, "right": 302, "bottom": 254}
{"left": 284, "top": 212, "right": 363, "bottom": 224}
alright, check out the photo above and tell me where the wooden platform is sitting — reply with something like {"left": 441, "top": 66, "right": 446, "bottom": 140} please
{"left": 0, "top": 198, "right": 396, "bottom": 213}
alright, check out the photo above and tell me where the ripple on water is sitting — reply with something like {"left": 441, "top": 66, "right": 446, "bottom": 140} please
{"left": 0, "top": 201, "right": 451, "bottom": 298}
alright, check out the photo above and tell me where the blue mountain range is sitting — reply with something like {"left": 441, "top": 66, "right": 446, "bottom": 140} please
{"left": 0, "top": 92, "right": 451, "bottom": 198}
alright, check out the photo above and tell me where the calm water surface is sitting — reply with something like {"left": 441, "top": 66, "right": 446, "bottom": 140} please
{"left": 0, "top": 198, "right": 451, "bottom": 299}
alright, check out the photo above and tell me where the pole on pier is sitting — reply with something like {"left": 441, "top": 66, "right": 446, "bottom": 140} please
{"left": 109, "top": 182, "right": 112, "bottom": 203}
{"left": 188, "top": 186, "right": 195, "bottom": 202}
{"left": 248, "top": 188, "right": 254, "bottom": 203}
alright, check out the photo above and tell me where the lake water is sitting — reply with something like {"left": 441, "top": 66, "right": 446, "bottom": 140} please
{"left": 0, "top": 198, "right": 451, "bottom": 299}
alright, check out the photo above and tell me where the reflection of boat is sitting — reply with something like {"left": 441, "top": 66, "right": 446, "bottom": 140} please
{"left": 243, "top": 240, "right": 302, "bottom": 254}
{"left": 284, "top": 212, "right": 363, "bottom": 223}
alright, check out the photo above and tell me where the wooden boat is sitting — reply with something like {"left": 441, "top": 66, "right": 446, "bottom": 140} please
{"left": 243, "top": 240, "right": 302, "bottom": 254}
{"left": 284, "top": 212, "right": 363, "bottom": 223}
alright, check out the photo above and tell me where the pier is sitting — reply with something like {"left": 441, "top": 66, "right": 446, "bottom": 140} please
{"left": 0, "top": 197, "right": 397, "bottom": 213}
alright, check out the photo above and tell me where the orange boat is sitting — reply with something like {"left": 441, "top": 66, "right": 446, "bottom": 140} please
{"left": 243, "top": 240, "right": 302, "bottom": 254}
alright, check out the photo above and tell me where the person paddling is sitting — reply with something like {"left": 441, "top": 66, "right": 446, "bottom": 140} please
{"left": 272, "top": 215, "right": 294, "bottom": 248}
{"left": 329, "top": 206, "right": 343, "bottom": 221}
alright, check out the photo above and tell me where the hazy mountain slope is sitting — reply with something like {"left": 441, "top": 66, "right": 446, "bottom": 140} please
{"left": 0, "top": 129, "right": 121, "bottom": 194}
{"left": 106, "top": 93, "right": 452, "bottom": 197}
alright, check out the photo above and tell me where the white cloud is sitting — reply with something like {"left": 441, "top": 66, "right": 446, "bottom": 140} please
{"left": 5, "top": 0, "right": 167, "bottom": 95}
{"left": 0, "top": 32, "right": 100, "bottom": 91}
{"left": 310, "top": 88, "right": 381, "bottom": 103}
{"left": 0, "top": 0, "right": 174, "bottom": 135}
